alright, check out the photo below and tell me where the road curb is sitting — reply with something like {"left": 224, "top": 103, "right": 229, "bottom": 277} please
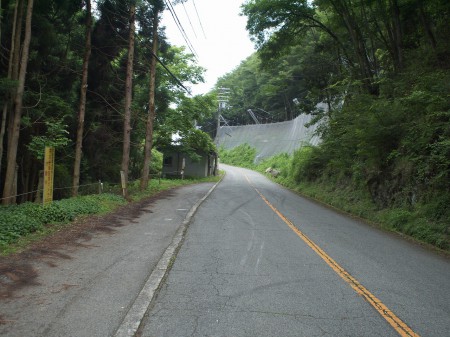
{"left": 114, "top": 175, "right": 224, "bottom": 337}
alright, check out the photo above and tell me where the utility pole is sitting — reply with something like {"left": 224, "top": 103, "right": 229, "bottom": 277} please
{"left": 214, "top": 87, "right": 230, "bottom": 176}
{"left": 216, "top": 87, "right": 230, "bottom": 139}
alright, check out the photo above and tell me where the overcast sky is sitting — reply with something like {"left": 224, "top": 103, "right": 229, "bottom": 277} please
{"left": 161, "top": 0, "right": 256, "bottom": 95}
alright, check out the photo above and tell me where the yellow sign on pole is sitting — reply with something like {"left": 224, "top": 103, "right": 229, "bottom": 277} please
{"left": 43, "top": 147, "right": 55, "bottom": 205}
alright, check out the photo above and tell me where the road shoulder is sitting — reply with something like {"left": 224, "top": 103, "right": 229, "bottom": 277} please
{"left": 0, "top": 180, "right": 221, "bottom": 337}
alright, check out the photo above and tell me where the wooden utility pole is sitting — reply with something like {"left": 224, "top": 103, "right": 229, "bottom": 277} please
{"left": 72, "top": 0, "right": 92, "bottom": 197}
{"left": 140, "top": 8, "right": 159, "bottom": 191}
{"left": 121, "top": 2, "right": 136, "bottom": 198}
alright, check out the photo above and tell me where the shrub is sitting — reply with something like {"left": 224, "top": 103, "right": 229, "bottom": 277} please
{"left": 290, "top": 146, "right": 327, "bottom": 182}
{"left": 0, "top": 193, "right": 125, "bottom": 246}
{"left": 257, "top": 153, "right": 290, "bottom": 175}
{"left": 219, "top": 144, "right": 256, "bottom": 168}
{"left": 0, "top": 210, "right": 42, "bottom": 245}
{"left": 150, "top": 149, "right": 163, "bottom": 175}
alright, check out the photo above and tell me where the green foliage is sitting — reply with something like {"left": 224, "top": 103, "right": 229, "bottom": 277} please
{"left": 289, "top": 146, "right": 326, "bottom": 183}
{"left": 236, "top": 0, "right": 450, "bottom": 209}
{"left": 0, "top": 78, "right": 18, "bottom": 96}
{"left": 149, "top": 148, "right": 163, "bottom": 175}
{"left": 219, "top": 144, "right": 256, "bottom": 168}
{"left": 255, "top": 153, "right": 291, "bottom": 185}
{"left": 156, "top": 92, "right": 216, "bottom": 152}
{"left": 0, "top": 208, "right": 42, "bottom": 245}
{"left": 0, "top": 0, "right": 212, "bottom": 196}
{"left": 217, "top": 0, "right": 450, "bottom": 250}
{"left": 256, "top": 153, "right": 290, "bottom": 175}
{"left": 375, "top": 208, "right": 448, "bottom": 250}
{"left": 0, "top": 194, "right": 125, "bottom": 247}
{"left": 0, "top": 0, "right": 448, "bottom": 252}
{"left": 26, "top": 120, "right": 70, "bottom": 160}
{"left": 215, "top": 51, "right": 309, "bottom": 125}
{"left": 157, "top": 129, "right": 217, "bottom": 164}
{"left": 182, "top": 129, "right": 217, "bottom": 154}
{"left": 0, "top": 173, "right": 222, "bottom": 252}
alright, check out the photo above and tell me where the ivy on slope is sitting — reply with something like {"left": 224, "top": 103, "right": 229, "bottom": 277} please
{"left": 0, "top": 194, "right": 125, "bottom": 246}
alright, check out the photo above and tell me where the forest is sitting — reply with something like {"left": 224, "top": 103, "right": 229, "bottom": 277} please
{"left": 0, "top": 0, "right": 218, "bottom": 205}
{"left": 216, "top": 0, "right": 449, "bottom": 248}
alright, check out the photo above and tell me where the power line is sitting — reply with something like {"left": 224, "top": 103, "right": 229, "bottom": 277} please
{"left": 142, "top": 42, "right": 214, "bottom": 115}
{"left": 182, "top": 1, "right": 197, "bottom": 39}
{"left": 163, "top": 0, "right": 198, "bottom": 58}
{"left": 150, "top": 50, "right": 192, "bottom": 95}
{"left": 191, "top": 0, "right": 206, "bottom": 39}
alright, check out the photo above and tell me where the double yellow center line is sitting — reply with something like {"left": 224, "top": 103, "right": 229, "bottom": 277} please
{"left": 245, "top": 174, "right": 420, "bottom": 337}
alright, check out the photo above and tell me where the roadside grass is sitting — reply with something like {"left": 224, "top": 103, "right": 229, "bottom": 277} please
{"left": 219, "top": 145, "right": 449, "bottom": 252}
{"left": 0, "top": 175, "right": 222, "bottom": 256}
{"left": 288, "top": 180, "right": 449, "bottom": 251}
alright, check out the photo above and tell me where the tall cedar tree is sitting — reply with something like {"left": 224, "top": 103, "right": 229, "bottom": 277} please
{"left": 2, "top": 0, "right": 34, "bottom": 205}
{"left": 121, "top": 2, "right": 136, "bottom": 197}
{"left": 140, "top": 4, "right": 160, "bottom": 190}
{"left": 72, "top": 0, "right": 92, "bottom": 197}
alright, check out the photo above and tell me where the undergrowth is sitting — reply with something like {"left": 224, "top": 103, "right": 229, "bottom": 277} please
{"left": 219, "top": 144, "right": 256, "bottom": 168}
{"left": 0, "top": 175, "right": 221, "bottom": 254}
{"left": 0, "top": 194, "right": 126, "bottom": 250}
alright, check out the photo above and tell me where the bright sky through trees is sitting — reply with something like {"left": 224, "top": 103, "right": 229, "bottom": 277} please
{"left": 162, "top": 0, "right": 255, "bottom": 95}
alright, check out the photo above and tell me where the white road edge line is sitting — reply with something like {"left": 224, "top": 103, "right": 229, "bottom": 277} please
{"left": 114, "top": 176, "right": 224, "bottom": 337}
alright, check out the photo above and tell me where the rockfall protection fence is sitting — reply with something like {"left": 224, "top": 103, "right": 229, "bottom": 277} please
{"left": 215, "top": 113, "right": 321, "bottom": 163}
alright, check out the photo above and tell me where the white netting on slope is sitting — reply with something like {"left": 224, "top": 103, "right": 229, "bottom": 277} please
{"left": 215, "top": 113, "right": 321, "bottom": 163}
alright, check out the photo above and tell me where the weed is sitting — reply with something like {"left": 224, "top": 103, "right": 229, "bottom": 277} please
{"left": 0, "top": 175, "right": 222, "bottom": 254}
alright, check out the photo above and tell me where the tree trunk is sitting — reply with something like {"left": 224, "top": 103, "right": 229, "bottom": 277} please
{"left": 330, "top": 0, "right": 376, "bottom": 94}
{"left": 72, "top": 0, "right": 92, "bottom": 197}
{"left": 140, "top": 9, "right": 159, "bottom": 191}
{"left": 0, "top": 0, "right": 23, "bottom": 180}
{"left": 121, "top": 2, "right": 136, "bottom": 198}
{"left": 391, "top": 0, "right": 404, "bottom": 70}
{"left": 11, "top": 0, "right": 23, "bottom": 90}
{"left": 417, "top": 0, "right": 436, "bottom": 50}
{"left": 2, "top": 0, "right": 33, "bottom": 205}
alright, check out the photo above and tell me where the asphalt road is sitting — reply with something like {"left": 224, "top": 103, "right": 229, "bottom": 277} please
{"left": 139, "top": 164, "right": 450, "bottom": 337}
{"left": 1, "top": 165, "right": 449, "bottom": 337}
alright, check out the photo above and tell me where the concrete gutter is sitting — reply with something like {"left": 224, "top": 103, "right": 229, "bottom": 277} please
{"left": 114, "top": 175, "right": 224, "bottom": 337}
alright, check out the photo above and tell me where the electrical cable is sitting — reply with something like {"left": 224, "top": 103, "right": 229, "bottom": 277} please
{"left": 133, "top": 34, "right": 216, "bottom": 119}
{"left": 163, "top": 0, "right": 198, "bottom": 58}
{"left": 182, "top": 1, "right": 198, "bottom": 38}
{"left": 192, "top": 0, "right": 207, "bottom": 39}
{"left": 151, "top": 50, "right": 192, "bottom": 94}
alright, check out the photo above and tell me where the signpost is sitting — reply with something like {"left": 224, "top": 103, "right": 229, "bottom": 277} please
{"left": 43, "top": 147, "right": 55, "bottom": 205}
{"left": 120, "top": 170, "right": 126, "bottom": 197}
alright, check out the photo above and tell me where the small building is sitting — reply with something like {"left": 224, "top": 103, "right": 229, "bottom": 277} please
{"left": 162, "top": 150, "right": 217, "bottom": 179}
